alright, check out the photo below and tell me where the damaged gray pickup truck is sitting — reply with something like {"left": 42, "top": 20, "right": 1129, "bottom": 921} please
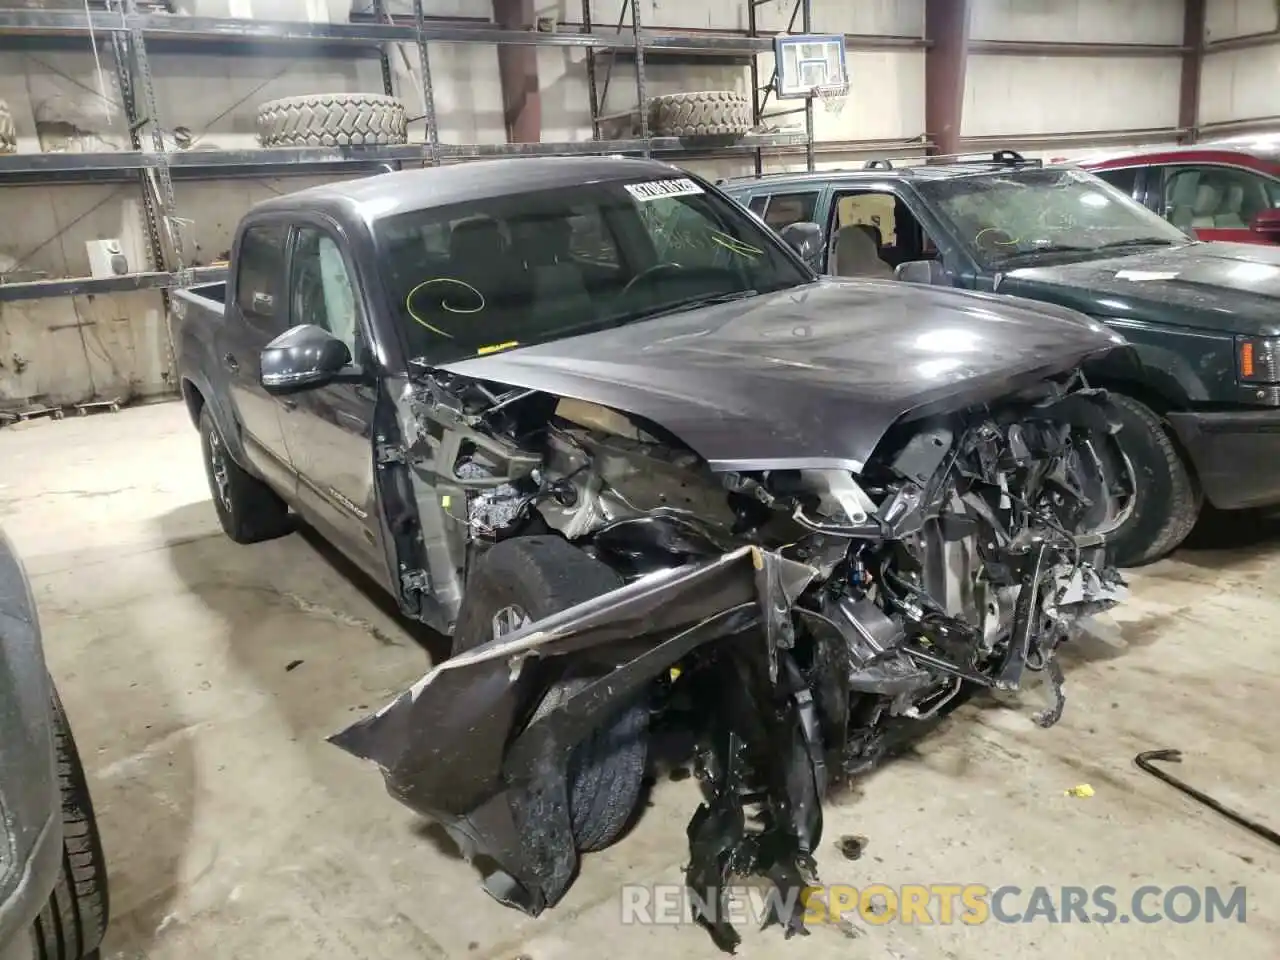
{"left": 172, "top": 156, "right": 1130, "bottom": 949}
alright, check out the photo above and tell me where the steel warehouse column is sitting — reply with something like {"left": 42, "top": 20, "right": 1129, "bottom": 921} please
{"left": 373, "top": 0, "right": 395, "bottom": 96}
{"left": 924, "top": 0, "right": 971, "bottom": 158}
{"left": 494, "top": 0, "right": 541, "bottom": 143}
{"left": 632, "top": 0, "right": 649, "bottom": 154}
{"left": 1179, "top": 0, "right": 1206, "bottom": 143}
{"left": 109, "top": 28, "right": 165, "bottom": 280}
{"left": 583, "top": 0, "right": 602, "bottom": 139}
{"left": 801, "top": 0, "right": 814, "bottom": 171}
{"left": 123, "top": 0, "right": 185, "bottom": 389}
{"left": 413, "top": 0, "right": 442, "bottom": 165}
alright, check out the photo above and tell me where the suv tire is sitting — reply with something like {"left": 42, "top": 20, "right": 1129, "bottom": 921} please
{"left": 451, "top": 536, "right": 648, "bottom": 852}
{"left": 1105, "top": 393, "right": 1201, "bottom": 566}
{"left": 199, "top": 407, "right": 292, "bottom": 544}
{"left": 34, "top": 684, "right": 109, "bottom": 960}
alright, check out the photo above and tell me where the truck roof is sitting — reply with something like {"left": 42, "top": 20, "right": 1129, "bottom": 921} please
{"left": 249, "top": 155, "right": 685, "bottom": 222}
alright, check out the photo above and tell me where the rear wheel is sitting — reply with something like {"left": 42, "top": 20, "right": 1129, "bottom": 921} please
{"left": 34, "top": 684, "right": 109, "bottom": 960}
{"left": 199, "top": 407, "right": 292, "bottom": 544}
{"left": 451, "top": 536, "right": 649, "bottom": 852}
{"left": 1102, "top": 393, "right": 1201, "bottom": 566}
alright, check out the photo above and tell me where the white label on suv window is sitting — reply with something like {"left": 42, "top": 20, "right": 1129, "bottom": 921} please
{"left": 625, "top": 178, "right": 704, "bottom": 202}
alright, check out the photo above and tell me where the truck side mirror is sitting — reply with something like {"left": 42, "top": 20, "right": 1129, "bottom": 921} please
{"left": 778, "top": 221, "right": 824, "bottom": 262}
{"left": 1251, "top": 208, "right": 1280, "bottom": 237}
{"left": 895, "top": 259, "right": 946, "bottom": 285}
{"left": 260, "top": 324, "right": 353, "bottom": 394}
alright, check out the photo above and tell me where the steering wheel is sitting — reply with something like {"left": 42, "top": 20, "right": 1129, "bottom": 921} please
{"left": 620, "top": 261, "right": 685, "bottom": 300}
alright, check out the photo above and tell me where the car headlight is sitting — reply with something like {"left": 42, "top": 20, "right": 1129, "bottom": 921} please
{"left": 1236, "top": 336, "right": 1280, "bottom": 384}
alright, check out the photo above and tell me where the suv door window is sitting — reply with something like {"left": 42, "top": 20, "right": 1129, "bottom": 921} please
{"left": 1158, "top": 164, "right": 1276, "bottom": 231}
{"left": 289, "top": 226, "right": 363, "bottom": 360}
{"left": 756, "top": 191, "right": 819, "bottom": 232}
{"left": 1093, "top": 167, "right": 1140, "bottom": 200}
{"left": 235, "top": 223, "right": 288, "bottom": 325}
{"left": 828, "top": 190, "right": 939, "bottom": 279}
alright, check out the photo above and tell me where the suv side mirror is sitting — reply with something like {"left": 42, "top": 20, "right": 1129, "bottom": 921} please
{"left": 895, "top": 259, "right": 946, "bottom": 285}
{"left": 260, "top": 324, "right": 353, "bottom": 393}
{"left": 778, "top": 221, "right": 824, "bottom": 262}
{"left": 1251, "top": 208, "right": 1280, "bottom": 237}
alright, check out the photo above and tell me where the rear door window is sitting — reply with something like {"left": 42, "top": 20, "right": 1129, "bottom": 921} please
{"left": 757, "top": 191, "right": 820, "bottom": 231}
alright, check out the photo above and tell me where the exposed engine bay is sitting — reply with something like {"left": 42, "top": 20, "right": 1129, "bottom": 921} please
{"left": 334, "top": 368, "right": 1128, "bottom": 951}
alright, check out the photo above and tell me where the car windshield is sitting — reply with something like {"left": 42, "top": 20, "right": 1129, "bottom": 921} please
{"left": 916, "top": 167, "right": 1192, "bottom": 267}
{"left": 371, "top": 175, "right": 813, "bottom": 366}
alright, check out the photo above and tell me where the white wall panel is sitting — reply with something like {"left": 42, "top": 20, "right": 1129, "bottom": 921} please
{"left": 963, "top": 54, "right": 1182, "bottom": 136}
{"left": 971, "top": 0, "right": 1185, "bottom": 44}
{"left": 1200, "top": 46, "right": 1280, "bottom": 122}
{"left": 1204, "top": 0, "right": 1278, "bottom": 40}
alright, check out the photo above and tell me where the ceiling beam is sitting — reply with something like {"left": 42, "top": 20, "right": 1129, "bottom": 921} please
{"left": 968, "top": 40, "right": 1188, "bottom": 56}
{"left": 924, "top": 0, "right": 971, "bottom": 157}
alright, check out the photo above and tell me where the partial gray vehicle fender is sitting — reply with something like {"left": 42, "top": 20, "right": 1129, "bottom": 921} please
{"left": 0, "top": 527, "right": 61, "bottom": 949}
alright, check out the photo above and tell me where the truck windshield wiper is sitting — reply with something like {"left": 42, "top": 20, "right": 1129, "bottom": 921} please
{"left": 641, "top": 289, "right": 760, "bottom": 320}
{"left": 1092, "top": 237, "right": 1178, "bottom": 250}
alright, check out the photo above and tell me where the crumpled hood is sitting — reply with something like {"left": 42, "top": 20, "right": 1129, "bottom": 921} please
{"left": 1002, "top": 241, "right": 1280, "bottom": 336}
{"left": 440, "top": 278, "right": 1122, "bottom": 473}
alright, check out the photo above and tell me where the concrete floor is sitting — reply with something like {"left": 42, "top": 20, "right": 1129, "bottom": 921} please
{"left": 1, "top": 400, "right": 1277, "bottom": 960}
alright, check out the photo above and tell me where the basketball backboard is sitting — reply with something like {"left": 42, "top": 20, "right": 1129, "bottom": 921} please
{"left": 773, "top": 34, "right": 847, "bottom": 99}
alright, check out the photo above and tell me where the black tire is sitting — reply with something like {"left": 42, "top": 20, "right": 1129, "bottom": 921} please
{"left": 451, "top": 536, "right": 648, "bottom": 853}
{"left": 1104, "top": 392, "right": 1201, "bottom": 566}
{"left": 34, "top": 683, "right": 109, "bottom": 960}
{"left": 255, "top": 93, "right": 408, "bottom": 147}
{"left": 648, "top": 91, "right": 752, "bottom": 139}
{"left": 199, "top": 406, "right": 292, "bottom": 544}
{"left": 0, "top": 98, "right": 14, "bottom": 154}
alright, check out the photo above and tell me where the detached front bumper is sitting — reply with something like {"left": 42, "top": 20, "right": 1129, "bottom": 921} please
{"left": 331, "top": 546, "right": 818, "bottom": 921}
{"left": 1166, "top": 407, "right": 1280, "bottom": 510}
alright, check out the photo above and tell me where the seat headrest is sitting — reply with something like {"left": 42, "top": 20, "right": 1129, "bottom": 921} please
{"left": 1191, "top": 183, "right": 1222, "bottom": 217}
{"left": 450, "top": 217, "right": 505, "bottom": 266}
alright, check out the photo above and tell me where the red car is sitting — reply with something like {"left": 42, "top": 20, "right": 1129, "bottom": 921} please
{"left": 1070, "top": 136, "right": 1280, "bottom": 245}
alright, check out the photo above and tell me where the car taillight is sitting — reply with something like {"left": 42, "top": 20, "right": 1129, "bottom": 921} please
{"left": 1236, "top": 336, "right": 1280, "bottom": 384}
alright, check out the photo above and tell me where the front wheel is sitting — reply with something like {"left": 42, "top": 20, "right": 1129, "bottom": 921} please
{"left": 451, "top": 536, "right": 649, "bottom": 853}
{"left": 1100, "top": 393, "right": 1202, "bottom": 566}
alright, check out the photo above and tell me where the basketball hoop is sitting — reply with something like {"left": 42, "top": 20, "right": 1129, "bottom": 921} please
{"left": 813, "top": 80, "right": 849, "bottom": 115}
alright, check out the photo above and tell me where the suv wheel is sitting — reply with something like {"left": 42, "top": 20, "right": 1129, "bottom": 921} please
{"left": 198, "top": 407, "right": 292, "bottom": 544}
{"left": 34, "top": 684, "right": 109, "bottom": 960}
{"left": 1104, "top": 393, "right": 1202, "bottom": 566}
{"left": 451, "top": 536, "right": 649, "bottom": 852}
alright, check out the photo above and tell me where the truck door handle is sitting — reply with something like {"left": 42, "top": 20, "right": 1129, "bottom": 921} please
{"left": 223, "top": 353, "right": 239, "bottom": 372}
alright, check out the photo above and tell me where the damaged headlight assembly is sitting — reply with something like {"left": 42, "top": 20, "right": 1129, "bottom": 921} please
{"left": 330, "top": 373, "right": 1129, "bottom": 952}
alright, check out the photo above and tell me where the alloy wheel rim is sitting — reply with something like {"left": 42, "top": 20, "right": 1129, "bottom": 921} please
{"left": 491, "top": 604, "right": 532, "bottom": 641}
{"left": 208, "top": 429, "right": 233, "bottom": 513}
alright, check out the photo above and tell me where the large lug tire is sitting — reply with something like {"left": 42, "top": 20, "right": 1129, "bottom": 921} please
{"left": 0, "top": 99, "right": 15, "bottom": 154}
{"left": 648, "top": 91, "right": 752, "bottom": 139}
{"left": 255, "top": 93, "right": 409, "bottom": 147}
{"left": 451, "top": 536, "right": 649, "bottom": 853}
{"left": 198, "top": 406, "right": 292, "bottom": 544}
{"left": 1103, "top": 393, "right": 1201, "bottom": 567}
{"left": 35, "top": 683, "right": 109, "bottom": 960}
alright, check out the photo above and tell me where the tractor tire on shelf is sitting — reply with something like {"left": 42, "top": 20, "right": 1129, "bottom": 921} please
{"left": 648, "top": 91, "right": 752, "bottom": 140}
{"left": 255, "top": 93, "right": 409, "bottom": 148}
{"left": 0, "top": 99, "right": 16, "bottom": 154}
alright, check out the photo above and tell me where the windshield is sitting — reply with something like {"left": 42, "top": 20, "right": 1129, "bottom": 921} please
{"left": 916, "top": 167, "right": 1192, "bottom": 268}
{"left": 371, "top": 175, "right": 812, "bottom": 365}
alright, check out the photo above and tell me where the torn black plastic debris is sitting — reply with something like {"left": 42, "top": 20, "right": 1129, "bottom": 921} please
{"left": 330, "top": 546, "right": 818, "bottom": 931}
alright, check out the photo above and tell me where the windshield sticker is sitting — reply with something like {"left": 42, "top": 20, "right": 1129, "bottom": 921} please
{"left": 1115, "top": 269, "right": 1179, "bottom": 281}
{"left": 625, "top": 178, "right": 705, "bottom": 202}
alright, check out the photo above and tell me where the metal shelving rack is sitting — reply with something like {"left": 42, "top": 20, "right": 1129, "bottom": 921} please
{"left": 0, "top": 3, "right": 816, "bottom": 303}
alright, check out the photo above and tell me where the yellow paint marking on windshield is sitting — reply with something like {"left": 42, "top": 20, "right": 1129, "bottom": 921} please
{"left": 477, "top": 340, "right": 519, "bottom": 356}
{"left": 405, "top": 277, "right": 487, "bottom": 337}
{"left": 711, "top": 232, "right": 763, "bottom": 258}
